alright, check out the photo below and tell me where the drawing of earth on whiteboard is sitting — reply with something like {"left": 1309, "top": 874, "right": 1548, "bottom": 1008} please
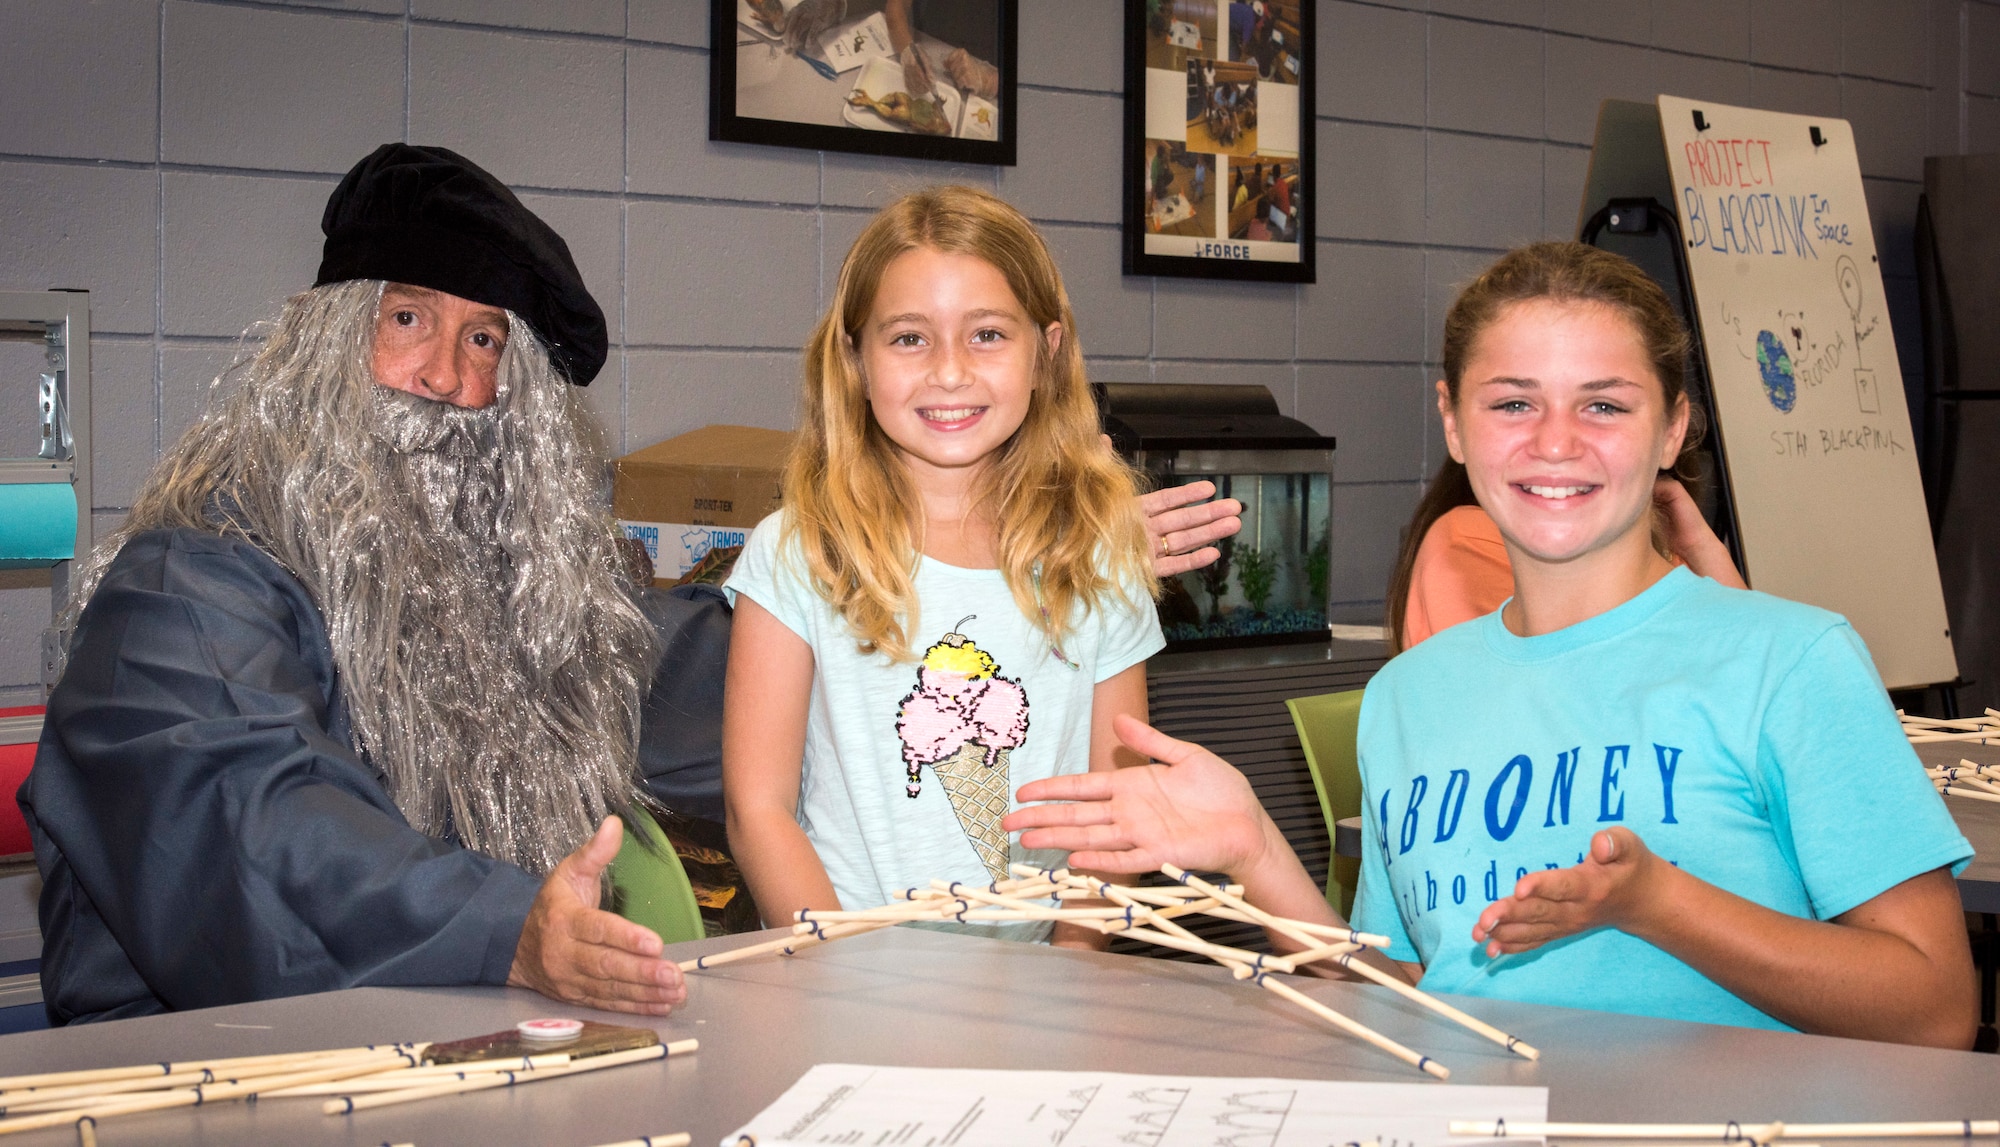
{"left": 1755, "top": 329, "right": 1797, "bottom": 413}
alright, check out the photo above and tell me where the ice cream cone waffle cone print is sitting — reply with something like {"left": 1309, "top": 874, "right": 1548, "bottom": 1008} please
{"left": 894, "top": 617, "right": 1030, "bottom": 881}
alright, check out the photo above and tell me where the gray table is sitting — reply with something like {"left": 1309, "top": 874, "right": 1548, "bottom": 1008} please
{"left": 0, "top": 927, "right": 1992, "bottom": 1146}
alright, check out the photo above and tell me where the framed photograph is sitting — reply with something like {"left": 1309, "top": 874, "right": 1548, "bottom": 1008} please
{"left": 711, "top": 0, "right": 1018, "bottom": 166}
{"left": 1123, "top": 0, "right": 1315, "bottom": 282}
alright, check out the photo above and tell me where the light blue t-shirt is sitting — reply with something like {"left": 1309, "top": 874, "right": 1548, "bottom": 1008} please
{"left": 724, "top": 511, "right": 1164, "bottom": 930}
{"left": 1351, "top": 566, "right": 1971, "bottom": 1031}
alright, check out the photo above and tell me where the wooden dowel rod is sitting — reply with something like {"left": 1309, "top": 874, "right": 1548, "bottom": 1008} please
{"left": 681, "top": 919, "right": 889, "bottom": 971}
{"left": 584, "top": 1134, "right": 692, "bottom": 1147}
{"left": 1159, "top": 865, "right": 1394, "bottom": 948}
{"left": 0, "top": 1044, "right": 427, "bottom": 1095}
{"left": 1159, "top": 863, "right": 1538, "bottom": 1060}
{"left": 255, "top": 1054, "right": 577, "bottom": 1098}
{"left": 1897, "top": 712, "right": 1998, "bottom": 728}
{"left": 0, "top": 1052, "right": 417, "bottom": 1138}
{"left": 1938, "top": 785, "right": 2000, "bottom": 805}
{"left": 1937, "top": 775, "right": 2000, "bottom": 795}
{"left": 1068, "top": 873, "right": 1451, "bottom": 1080}
{"left": 1196, "top": 905, "right": 1390, "bottom": 944}
{"left": 0, "top": 1047, "right": 474, "bottom": 1114}
{"left": 1906, "top": 732, "right": 2000, "bottom": 744}
{"left": 1053, "top": 884, "right": 1245, "bottom": 903}
{"left": 1254, "top": 975, "right": 1449, "bottom": 1079}
{"left": 322, "top": 1044, "right": 671, "bottom": 1115}
{"left": 927, "top": 879, "right": 1062, "bottom": 907}
{"left": 1261, "top": 939, "right": 1362, "bottom": 968}
{"left": 1113, "top": 925, "right": 1300, "bottom": 973}
{"left": 1446, "top": 1122, "right": 2000, "bottom": 1139}
{"left": 793, "top": 903, "right": 954, "bottom": 928}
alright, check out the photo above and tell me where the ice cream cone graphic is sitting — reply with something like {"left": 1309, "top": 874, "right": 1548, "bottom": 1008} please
{"left": 894, "top": 616, "right": 1030, "bottom": 881}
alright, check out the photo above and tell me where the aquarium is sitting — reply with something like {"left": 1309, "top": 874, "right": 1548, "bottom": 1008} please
{"left": 1095, "top": 384, "right": 1336, "bottom": 651}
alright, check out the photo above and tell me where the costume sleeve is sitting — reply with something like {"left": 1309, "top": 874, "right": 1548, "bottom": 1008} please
{"left": 635, "top": 583, "right": 731, "bottom": 824}
{"left": 25, "top": 533, "right": 541, "bottom": 1019}
{"left": 721, "top": 513, "right": 816, "bottom": 643}
{"left": 1755, "top": 623, "right": 1972, "bottom": 920}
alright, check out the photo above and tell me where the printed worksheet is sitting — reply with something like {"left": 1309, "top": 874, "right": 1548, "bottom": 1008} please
{"left": 722, "top": 1063, "right": 1547, "bottom": 1147}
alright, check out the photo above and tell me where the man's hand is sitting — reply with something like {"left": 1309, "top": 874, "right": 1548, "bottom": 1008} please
{"left": 507, "top": 817, "right": 687, "bottom": 1015}
{"left": 1141, "top": 480, "right": 1243, "bottom": 578}
{"left": 1472, "top": 827, "right": 1664, "bottom": 958}
{"left": 1004, "top": 715, "right": 1274, "bottom": 874}
{"left": 781, "top": 0, "right": 846, "bottom": 57}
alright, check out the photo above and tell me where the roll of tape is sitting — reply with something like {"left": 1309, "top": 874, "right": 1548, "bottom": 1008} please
{"left": 0, "top": 483, "right": 77, "bottom": 565}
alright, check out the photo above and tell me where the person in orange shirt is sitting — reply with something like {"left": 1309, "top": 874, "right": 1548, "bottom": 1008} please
{"left": 1388, "top": 458, "right": 1745, "bottom": 651}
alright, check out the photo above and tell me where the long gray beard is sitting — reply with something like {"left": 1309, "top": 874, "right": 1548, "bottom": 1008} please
{"left": 328, "top": 386, "right": 651, "bottom": 879}
{"left": 79, "top": 281, "right": 657, "bottom": 877}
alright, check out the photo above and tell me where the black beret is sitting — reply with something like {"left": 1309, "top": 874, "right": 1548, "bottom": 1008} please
{"left": 316, "top": 143, "right": 608, "bottom": 386}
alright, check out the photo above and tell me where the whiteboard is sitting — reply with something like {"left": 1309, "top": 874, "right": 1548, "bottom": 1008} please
{"left": 1658, "top": 95, "right": 1956, "bottom": 689}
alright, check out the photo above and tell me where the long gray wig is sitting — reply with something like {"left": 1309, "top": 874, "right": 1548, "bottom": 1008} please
{"left": 68, "top": 280, "right": 657, "bottom": 876}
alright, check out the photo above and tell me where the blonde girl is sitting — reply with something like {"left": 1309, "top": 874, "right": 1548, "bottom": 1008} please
{"left": 722, "top": 186, "right": 1162, "bottom": 946}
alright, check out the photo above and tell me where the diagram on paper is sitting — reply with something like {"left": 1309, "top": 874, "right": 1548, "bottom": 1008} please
{"left": 722, "top": 1064, "right": 1546, "bottom": 1147}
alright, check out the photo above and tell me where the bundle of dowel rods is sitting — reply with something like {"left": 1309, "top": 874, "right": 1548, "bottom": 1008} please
{"left": 1899, "top": 710, "right": 2000, "bottom": 746}
{"left": 0, "top": 1035, "right": 696, "bottom": 1139}
{"left": 1927, "top": 758, "right": 2000, "bottom": 805}
{"left": 680, "top": 863, "right": 1542, "bottom": 1079}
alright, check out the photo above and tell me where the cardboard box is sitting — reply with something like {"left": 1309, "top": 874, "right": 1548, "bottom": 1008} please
{"left": 614, "top": 425, "right": 796, "bottom": 582}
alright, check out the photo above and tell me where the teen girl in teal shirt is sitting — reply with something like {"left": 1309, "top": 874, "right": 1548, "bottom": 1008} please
{"left": 1006, "top": 242, "right": 1976, "bottom": 1046}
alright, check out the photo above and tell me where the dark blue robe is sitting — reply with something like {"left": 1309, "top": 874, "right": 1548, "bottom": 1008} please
{"left": 20, "top": 527, "right": 731, "bottom": 1025}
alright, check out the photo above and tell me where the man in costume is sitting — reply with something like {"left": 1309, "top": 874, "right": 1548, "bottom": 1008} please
{"left": 22, "top": 144, "right": 691, "bottom": 1023}
{"left": 21, "top": 144, "right": 1242, "bottom": 1025}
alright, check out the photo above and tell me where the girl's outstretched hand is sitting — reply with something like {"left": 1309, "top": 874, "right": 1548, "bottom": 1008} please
{"left": 1004, "top": 714, "right": 1273, "bottom": 874}
{"left": 1471, "top": 827, "right": 1664, "bottom": 958}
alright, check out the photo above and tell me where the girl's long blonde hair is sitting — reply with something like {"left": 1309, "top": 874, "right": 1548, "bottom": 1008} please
{"left": 785, "top": 185, "right": 1154, "bottom": 662}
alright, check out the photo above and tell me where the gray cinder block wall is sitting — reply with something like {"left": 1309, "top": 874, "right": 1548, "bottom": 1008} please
{"left": 2, "top": 0, "right": 1996, "bottom": 705}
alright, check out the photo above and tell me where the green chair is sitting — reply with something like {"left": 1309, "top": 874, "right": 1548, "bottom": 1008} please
{"left": 1284, "top": 688, "right": 1366, "bottom": 918}
{"left": 607, "top": 806, "right": 707, "bottom": 944}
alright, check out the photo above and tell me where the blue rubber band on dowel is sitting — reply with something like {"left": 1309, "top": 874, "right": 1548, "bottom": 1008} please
{"left": 1725, "top": 1121, "right": 1743, "bottom": 1141}
{"left": 1416, "top": 1057, "right": 1432, "bottom": 1074}
{"left": 1494, "top": 1118, "right": 1507, "bottom": 1137}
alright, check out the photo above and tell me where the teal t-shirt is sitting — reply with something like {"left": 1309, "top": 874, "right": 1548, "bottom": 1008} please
{"left": 1351, "top": 567, "right": 1971, "bottom": 1031}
